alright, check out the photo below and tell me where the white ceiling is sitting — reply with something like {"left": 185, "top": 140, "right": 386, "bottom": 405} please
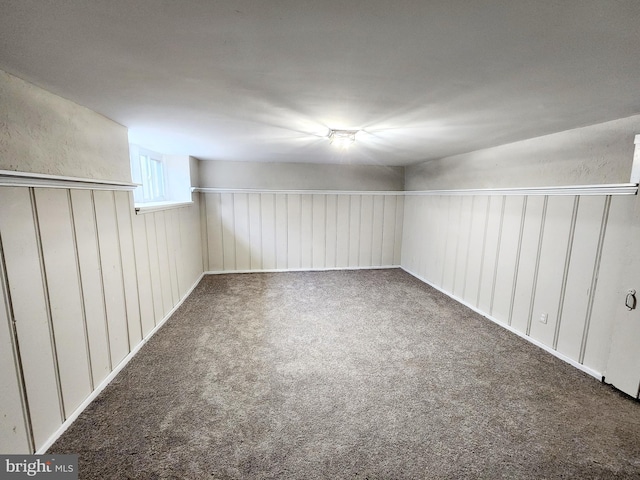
{"left": 1, "top": 0, "right": 640, "bottom": 166}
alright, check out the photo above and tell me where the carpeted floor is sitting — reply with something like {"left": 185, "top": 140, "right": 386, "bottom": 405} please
{"left": 49, "top": 269, "right": 640, "bottom": 479}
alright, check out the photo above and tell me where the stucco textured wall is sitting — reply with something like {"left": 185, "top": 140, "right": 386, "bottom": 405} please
{"left": 0, "top": 70, "right": 130, "bottom": 182}
{"left": 406, "top": 115, "right": 640, "bottom": 190}
{"left": 198, "top": 160, "right": 404, "bottom": 191}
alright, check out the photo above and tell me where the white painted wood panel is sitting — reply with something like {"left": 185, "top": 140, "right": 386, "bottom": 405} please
{"left": 312, "top": 195, "right": 326, "bottom": 269}
{"left": 163, "top": 210, "right": 180, "bottom": 304}
{"left": 69, "top": 190, "right": 111, "bottom": 384}
{"left": 114, "top": 191, "right": 142, "bottom": 347}
{"left": 0, "top": 259, "right": 31, "bottom": 453}
{"left": 0, "top": 187, "right": 62, "bottom": 448}
{"left": 478, "top": 196, "right": 504, "bottom": 313}
{"left": 584, "top": 195, "right": 622, "bottom": 372}
{"left": 371, "top": 196, "right": 385, "bottom": 266}
{"left": 393, "top": 195, "right": 404, "bottom": 265}
{"left": 153, "top": 212, "right": 174, "bottom": 315}
{"left": 300, "top": 195, "right": 313, "bottom": 269}
{"left": 556, "top": 196, "right": 605, "bottom": 360}
{"left": 199, "top": 193, "right": 210, "bottom": 271}
{"left": 260, "top": 194, "right": 276, "bottom": 270}
{"left": 170, "top": 209, "right": 185, "bottom": 297}
{"left": 336, "top": 195, "right": 350, "bottom": 268}
{"left": 529, "top": 196, "right": 575, "bottom": 347}
{"left": 34, "top": 188, "right": 92, "bottom": 416}
{"left": 509, "top": 196, "right": 545, "bottom": 335}
{"left": 144, "top": 214, "right": 164, "bottom": 324}
{"left": 325, "top": 195, "right": 338, "bottom": 268}
{"left": 287, "top": 194, "right": 302, "bottom": 269}
{"left": 348, "top": 196, "right": 361, "bottom": 267}
{"left": 93, "top": 190, "right": 130, "bottom": 367}
{"left": 382, "top": 196, "right": 398, "bottom": 267}
{"left": 421, "top": 196, "right": 437, "bottom": 282}
{"left": 464, "top": 196, "right": 488, "bottom": 307}
{"left": 453, "top": 196, "right": 473, "bottom": 297}
{"left": 233, "top": 193, "right": 251, "bottom": 271}
{"left": 131, "top": 211, "right": 156, "bottom": 338}
{"left": 220, "top": 193, "right": 236, "bottom": 271}
{"left": 442, "top": 196, "right": 460, "bottom": 293}
{"left": 248, "top": 194, "right": 262, "bottom": 270}
{"left": 275, "top": 194, "right": 288, "bottom": 269}
{"left": 205, "top": 193, "right": 223, "bottom": 271}
{"left": 492, "top": 196, "right": 525, "bottom": 324}
{"left": 359, "top": 195, "right": 374, "bottom": 267}
{"left": 399, "top": 195, "right": 417, "bottom": 273}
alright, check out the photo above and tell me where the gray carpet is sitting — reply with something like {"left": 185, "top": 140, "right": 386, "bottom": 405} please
{"left": 49, "top": 269, "right": 640, "bottom": 479}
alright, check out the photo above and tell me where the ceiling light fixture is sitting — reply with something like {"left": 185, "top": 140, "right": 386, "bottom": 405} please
{"left": 328, "top": 129, "right": 358, "bottom": 149}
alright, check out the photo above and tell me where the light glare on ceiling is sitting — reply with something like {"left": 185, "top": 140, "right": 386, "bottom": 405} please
{"left": 328, "top": 129, "right": 358, "bottom": 149}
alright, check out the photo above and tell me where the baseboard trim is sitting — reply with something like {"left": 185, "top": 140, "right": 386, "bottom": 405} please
{"left": 401, "top": 266, "right": 602, "bottom": 380}
{"left": 204, "top": 265, "right": 401, "bottom": 275}
{"left": 36, "top": 272, "right": 206, "bottom": 454}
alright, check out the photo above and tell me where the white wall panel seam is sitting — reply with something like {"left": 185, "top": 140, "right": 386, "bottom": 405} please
{"left": 258, "top": 194, "right": 264, "bottom": 270}
{"left": 440, "top": 197, "right": 451, "bottom": 287}
{"left": 476, "top": 198, "right": 491, "bottom": 307}
{"left": 508, "top": 197, "right": 528, "bottom": 326}
{"left": 489, "top": 197, "right": 506, "bottom": 315}
{"left": 0, "top": 230, "right": 35, "bottom": 453}
{"left": 90, "top": 191, "right": 113, "bottom": 370}
{"left": 30, "top": 188, "right": 66, "bottom": 421}
{"left": 141, "top": 214, "right": 157, "bottom": 328}
{"left": 579, "top": 195, "right": 612, "bottom": 364}
{"left": 111, "top": 191, "right": 132, "bottom": 352}
{"left": 461, "top": 197, "right": 475, "bottom": 299}
{"left": 126, "top": 194, "right": 145, "bottom": 341}
{"left": 67, "top": 191, "right": 95, "bottom": 391}
{"left": 553, "top": 197, "right": 580, "bottom": 349}
{"left": 526, "top": 196, "right": 549, "bottom": 336}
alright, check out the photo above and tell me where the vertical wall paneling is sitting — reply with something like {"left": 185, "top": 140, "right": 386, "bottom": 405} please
{"left": 442, "top": 197, "right": 461, "bottom": 293}
{"left": 556, "top": 196, "right": 605, "bottom": 360}
{"left": 220, "top": 193, "right": 236, "bottom": 271}
{"left": 509, "top": 196, "right": 545, "bottom": 334}
{"left": 248, "top": 194, "right": 262, "bottom": 270}
{"left": 335, "top": 195, "right": 350, "bottom": 268}
{"left": 0, "top": 187, "right": 62, "bottom": 448}
{"left": 464, "top": 196, "right": 488, "bottom": 307}
{"left": 275, "top": 194, "right": 288, "bottom": 269}
{"left": 348, "top": 196, "right": 361, "bottom": 267}
{"left": 69, "top": 190, "right": 111, "bottom": 384}
{"left": 172, "top": 209, "right": 185, "bottom": 297}
{"left": 163, "top": 210, "right": 180, "bottom": 304}
{"left": 199, "top": 193, "right": 210, "bottom": 271}
{"left": 528, "top": 196, "right": 575, "bottom": 347}
{"left": 232, "top": 193, "right": 251, "bottom": 271}
{"left": 300, "top": 195, "right": 313, "bottom": 269}
{"left": 287, "top": 194, "right": 302, "bottom": 269}
{"left": 453, "top": 196, "right": 473, "bottom": 298}
{"left": 131, "top": 212, "right": 156, "bottom": 338}
{"left": 325, "top": 195, "right": 338, "bottom": 268}
{"left": 393, "top": 195, "right": 404, "bottom": 266}
{"left": 371, "top": 196, "right": 385, "bottom": 266}
{"left": 358, "top": 195, "right": 374, "bottom": 267}
{"left": 260, "top": 194, "right": 276, "bottom": 270}
{"left": 205, "top": 193, "right": 223, "bottom": 271}
{"left": 382, "top": 196, "right": 398, "bottom": 267}
{"left": 34, "top": 188, "right": 92, "bottom": 416}
{"left": 580, "top": 195, "right": 613, "bottom": 366}
{"left": 0, "top": 231, "right": 32, "bottom": 453}
{"left": 312, "top": 195, "right": 326, "bottom": 269}
{"left": 113, "top": 192, "right": 143, "bottom": 347}
{"left": 491, "top": 196, "right": 525, "bottom": 324}
{"left": 153, "top": 212, "right": 174, "bottom": 315}
{"left": 144, "top": 214, "right": 164, "bottom": 324}
{"left": 478, "top": 196, "right": 504, "bottom": 316}
{"left": 91, "top": 191, "right": 131, "bottom": 366}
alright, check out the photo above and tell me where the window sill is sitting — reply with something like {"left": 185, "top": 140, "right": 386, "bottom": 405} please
{"left": 134, "top": 200, "right": 194, "bottom": 214}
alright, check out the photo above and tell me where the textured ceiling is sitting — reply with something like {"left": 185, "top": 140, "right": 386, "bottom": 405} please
{"left": 1, "top": 0, "right": 640, "bottom": 166}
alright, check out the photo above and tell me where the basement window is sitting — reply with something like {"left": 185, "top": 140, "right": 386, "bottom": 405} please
{"left": 129, "top": 144, "right": 193, "bottom": 213}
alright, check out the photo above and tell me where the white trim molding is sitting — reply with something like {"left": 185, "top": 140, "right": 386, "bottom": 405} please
{"left": 404, "top": 183, "right": 638, "bottom": 197}
{"left": 0, "top": 170, "right": 138, "bottom": 191}
{"left": 134, "top": 200, "right": 194, "bottom": 214}
{"left": 193, "top": 187, "right": 404, "bottom": 196}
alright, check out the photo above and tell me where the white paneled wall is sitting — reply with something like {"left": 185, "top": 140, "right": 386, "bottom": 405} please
{"left": 402, "top": 192, "right": 629, "bottom": 376}
{"left": 200, "top": 191, "right": 404, "bottom": 272}
{"left": 0, "top": 186, "right": 203, "bottom": 454}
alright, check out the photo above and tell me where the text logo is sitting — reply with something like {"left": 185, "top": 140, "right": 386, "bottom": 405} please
{"left": 1, "top": 455, "right": 78, "bottom": 479}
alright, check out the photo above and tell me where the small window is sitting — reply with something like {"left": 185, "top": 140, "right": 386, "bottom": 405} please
{"left": 129, "top": 143, "right": 194, "bottom": 212}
